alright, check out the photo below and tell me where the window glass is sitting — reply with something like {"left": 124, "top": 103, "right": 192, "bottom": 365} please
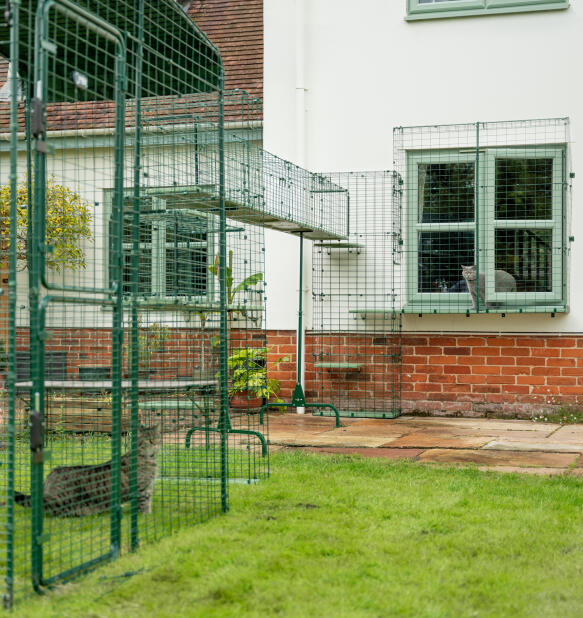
{"left": 418, "top": 162, "right": 475, "bottom": 223}
{"left": 418, "top": 231, "right": 475, "bottom": 293}
{"left": 495, "top": 158, "right": 553, "bottom": 220}
{"left": 495, "top": 228, "right": 552, "bottom": 293}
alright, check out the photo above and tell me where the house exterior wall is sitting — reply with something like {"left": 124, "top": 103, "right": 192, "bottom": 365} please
{"left": 263, "top": 1, "right": 583, "bottom": 415}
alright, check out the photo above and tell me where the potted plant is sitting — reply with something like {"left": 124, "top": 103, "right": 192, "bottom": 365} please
{"left": 227, "top": 347, "right": 289, "bottom": 410}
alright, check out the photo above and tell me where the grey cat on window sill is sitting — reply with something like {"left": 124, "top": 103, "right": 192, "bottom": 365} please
{"left": 461, "top": 265, "right": 516, "bottom": 310}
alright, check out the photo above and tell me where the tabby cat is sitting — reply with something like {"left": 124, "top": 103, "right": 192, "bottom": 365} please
{"left": 461, "top": 265, "right": 516, "bottom": 310}
{"left": 15, "top": 423, "right": 161, "bottom": 517}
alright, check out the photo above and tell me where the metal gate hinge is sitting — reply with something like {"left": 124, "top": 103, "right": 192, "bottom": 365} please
{"left": 30, "top": 409, "right": 43, "bottom": 451}
{"left": 31, "top": 97, "right": 45, "bottom": 139}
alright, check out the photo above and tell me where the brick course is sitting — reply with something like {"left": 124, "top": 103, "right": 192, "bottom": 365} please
{"left": 13, "top": 327, "right": 583, "bottom": 418}
{"left": 266, "top": 330, "right": 583, "bottom": 419}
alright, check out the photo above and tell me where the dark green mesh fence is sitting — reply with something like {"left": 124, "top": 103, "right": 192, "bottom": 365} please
{"left": 310, "top": 171, "right": 402, "bottom": 419}
{"left": 0, "top": 0, "right": 269, "bottom": 607}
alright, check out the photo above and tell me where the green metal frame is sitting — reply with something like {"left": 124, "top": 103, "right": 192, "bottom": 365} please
{"left": 30, "top": 0, "right": 127, "bottom": 588}
{"left": 401, "top": 126, "right": 568, "bottom": 315}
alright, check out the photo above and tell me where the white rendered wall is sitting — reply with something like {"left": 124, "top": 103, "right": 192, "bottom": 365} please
{"left": 264, "top": 0, "right": 583, "bottom": 333}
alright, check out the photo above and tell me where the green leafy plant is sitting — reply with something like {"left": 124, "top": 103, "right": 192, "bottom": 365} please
{"left": 227, "top": 347, "right": 289, "bottom": 402}
{"left": 0, "top": 176, "right": 93, "bottom": 360}
{"left": 0, "top": 175, "right": 92, "bottom": 271}
{"left": 208, "top": 250, "right": 263, "bottom": 317}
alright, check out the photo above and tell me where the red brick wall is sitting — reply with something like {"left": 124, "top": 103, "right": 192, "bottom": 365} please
{"left": 15, "top": 327, "right": 583, "bottom": 418}
{"left": 15, "top": 327, "right": 267, "bottom": 380}
{"left": 401, "top": 334, "right": 583, "bottom": 417}
{"left": 265, "top": 331, "right": 298, "bottom": 400}
{"left": 266, "top": 330, "right": 583, "bottom": 418}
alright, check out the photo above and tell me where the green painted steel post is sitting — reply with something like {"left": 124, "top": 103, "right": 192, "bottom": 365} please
{"left": 4, "top": 0, "right": 20, "bottom": 607}
{"left": 475, "top": 121, "right": 480, "bottom": 313}
{"left": 129, "top": 0, "right": 145, "bottom": 553}
{"left": 30, "top": 4, "right": 50, "bottom": 587}
{"left": 109, "top": 41, "right": 127, "bottom": 560}
{"left": 218, "top": 71, "right": 229, "bottom": 512}
{"left": 291, "top": 232, "right": 306, "bottom": 406}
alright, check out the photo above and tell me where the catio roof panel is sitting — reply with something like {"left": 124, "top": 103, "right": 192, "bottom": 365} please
{"left": 0, "top": 0, "right": 223, "bottom": 102}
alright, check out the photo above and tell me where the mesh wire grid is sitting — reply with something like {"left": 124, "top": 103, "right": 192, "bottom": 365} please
{"left": 0, "top": 0, "right": 353, "bottom": 602}
{"left": 393, "top": 118, "right": 571, "bottom": 316}
{"left": 310, "top": 171, "right": 402, "bottom": 419}
{"left": 0, "top": 0, "right": 269, "bottom": 605}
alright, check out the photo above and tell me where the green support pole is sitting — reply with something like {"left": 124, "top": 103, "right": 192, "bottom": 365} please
{"left": 218, "top": 71, "right": 229, "bottom": 512}
{"left": 475, "top": 121, "right": 480, "bottom": 314}
{"left": 291, "top": 232, "right": 306, "bottom": 406}
{"left": 109, "top": 34, "right": 127, "bottom": 561}
{"left": 30, "top": 5, "right": 49, "bottom": 588}
{"left": 260, "top": 231, "right": 341, "bottom": 429}
{"left": 129, "top": 0, "right": 145, "bottom": 553}
{"left": 5, "top": 0, "right": 19, "bottom": 607}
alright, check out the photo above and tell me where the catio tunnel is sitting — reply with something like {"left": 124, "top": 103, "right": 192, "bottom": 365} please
{"left": 0, "top": 0, "right": 348, "bottom": 606}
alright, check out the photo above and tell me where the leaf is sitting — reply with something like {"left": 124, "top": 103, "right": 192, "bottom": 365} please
{"left": 231, "top": 272, "right": 263, "bottom": 299}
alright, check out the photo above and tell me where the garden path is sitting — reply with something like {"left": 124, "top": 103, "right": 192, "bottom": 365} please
{"left": 267, "top": 414, "right": 583, "bottom": 475}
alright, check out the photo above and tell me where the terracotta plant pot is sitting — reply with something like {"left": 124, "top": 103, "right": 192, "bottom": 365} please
{"left": 229, "top": 392, "right": 265, "bottom": 411}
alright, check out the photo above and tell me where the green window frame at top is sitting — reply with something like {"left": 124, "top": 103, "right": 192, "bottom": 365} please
{"left": 406, "top": 0, "right": 569, "bottom": 21}
{"left": 405, "top": 145, "right": 566, "bottom": 313}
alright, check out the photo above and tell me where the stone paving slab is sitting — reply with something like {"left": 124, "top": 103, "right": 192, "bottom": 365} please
{"left": 266, "top": 414, "right": 583, "bottom": 475}
{"left": 418, "top": 448, "right": 578, "bottom": 468}
{"left": 549, "top": 426, "right": 583, "bottom": 442}
{"left": 477, "top": 466, "right": 570, "bottom": 476}
{"left": 270, "top": 434, "right": 390, "bottom": 448}
{"left": 386, "top": 433, "right": 491, "bottom": 449}
{"left": 299, "top": 447, "right": 424, "bottom": 460}
{"left": 327, "top": 423, "right": 406, "bottom": 439}
{"left": 393, "top": 417, "right": 560, "bottom": 432}
{"left": 483, "top": 440, "right": 583, "bottom": 453}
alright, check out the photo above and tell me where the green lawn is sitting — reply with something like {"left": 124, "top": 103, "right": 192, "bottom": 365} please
{"left": 17, "top": 451, "right": 583, "bottom": 617}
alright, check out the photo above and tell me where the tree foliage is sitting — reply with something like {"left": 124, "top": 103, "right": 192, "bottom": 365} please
{"left": 0, "top": 175, "right": 92, "bottom": 271}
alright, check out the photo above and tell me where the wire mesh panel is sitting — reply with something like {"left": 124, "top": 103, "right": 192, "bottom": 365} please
{"left": 0, "top": 0, "right": 274, "bottom": 603}
{"left": 394, "top": 119, "right": 570, "bottom": 315}
{"left": 0, "top": 0, "right": 35, "bottom": 607}
{"left": 29, "top": 0, "right": 128, "bottom": 587}
{"left": 310, "top": 171, "right": 402, "bottom": 418}
{"left": 0, "top": 0, "right": 258, "bottom": 602}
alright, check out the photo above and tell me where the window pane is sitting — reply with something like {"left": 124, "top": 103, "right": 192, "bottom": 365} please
{"left": 418, "top": 162, "right": 475, "bottom": 223}
{"left": 495, "top": 158, "right": 553, "bottom": 220}
{"left": 495, "top": 229, "right": 552, "bottom": 292}
{"left": 122, "top": 251, "right": 152, "bottom": 296}
{"left": 418, "top": 231, "right": 475, "bottom": 293}
{"left": 166, "top": 248, "right": 207, "bottom": 296}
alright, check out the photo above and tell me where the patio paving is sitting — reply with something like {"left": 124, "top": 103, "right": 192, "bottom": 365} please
{"left": 267, "top": 414, "right": 583, "bottom": 475}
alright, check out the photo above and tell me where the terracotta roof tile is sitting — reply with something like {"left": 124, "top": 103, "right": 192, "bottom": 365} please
{"left": 188, "top": 0, "right": 263, "bottom": 101}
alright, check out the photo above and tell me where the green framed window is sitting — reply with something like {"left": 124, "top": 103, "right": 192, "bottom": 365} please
{"left": 406, "top": 0, "right": 569, "bottom": 20}
{"left": 405, "top": 145, "right": 567, "bottom": 313}
{"left": 106, "top": 189, "right": 214, "bottom": 301}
